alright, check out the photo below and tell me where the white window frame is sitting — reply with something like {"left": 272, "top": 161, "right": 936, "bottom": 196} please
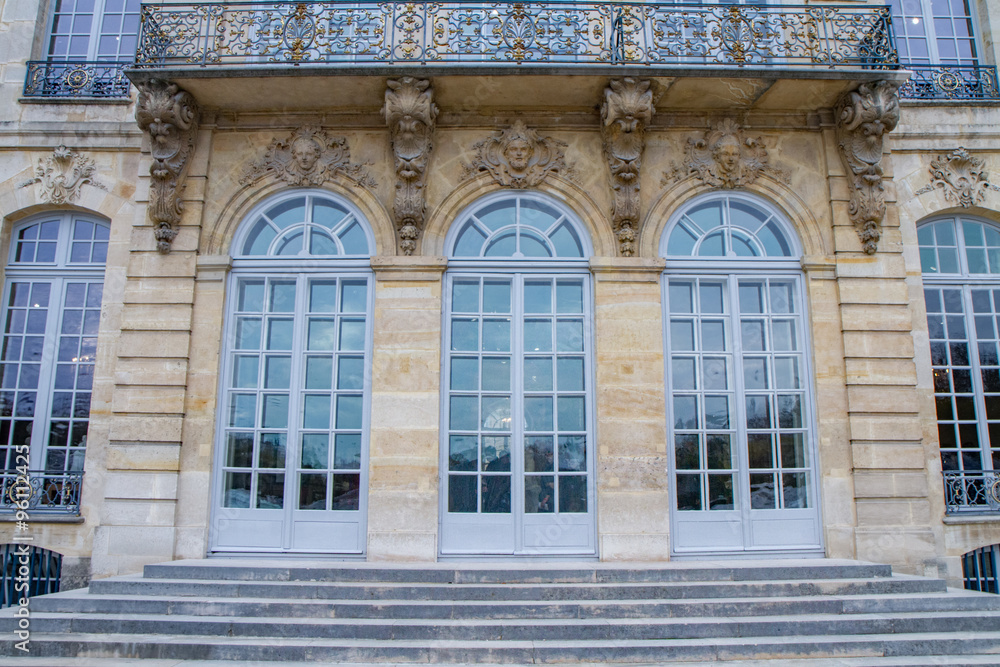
{"left": 45, "top": 0, "right": 141, "bottom": 62}
{"left": 0, "top": 212, "right": 109, "bottom": 474}
{"left": 439, "top": 191, "right": 598, "bottom": 556}
{"left": 888, "top": 0, "right": 981, "bottom": 66}
{"left": 918, "top": 215, "right": 1000, "bottom": 476}
{"left": 210, "top": 189, "right": 375, "bottom": 554}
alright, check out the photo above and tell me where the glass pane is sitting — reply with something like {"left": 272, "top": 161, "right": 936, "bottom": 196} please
{"left": 558, "top": 435, "right": 586, "bottom": 472}
{"left": 449, "top": 475, "right": 477, "bottom": 512}
{"left": 233, "top": 356, "right": 259, "bottom": 389}
{"left": 269, "top": 281, "right": 296, "bottom": 312}
{"left": 483, "top": 281, "right": 511, "bottom": 314}
{"left": 261, "top": 395, "right": 289, "bottom": 429}
{"left": 524, "top": 320, "right": 552, "bottom": 352}
{"left": 525, "top": 476, "right": 554, "bottom": 513}
{"left": 258, "top": 433, "right": 286, "bottom": 468}
{"left": 708, "top": 474, "right": 734, "bottom": 510}
{"left": 337, "top": 356, "right": 364, "bottom": 390}
{"left": 483, "top": 319, "right": 511, "bottom": 352}
{"left": 673, "top": 395, "right": 698, "bottom": 429}
{"left": 450, "top": 396, "right": 478, "bottom": 431}
{"left": 301, "top": 433, "right": 329, "bottom": 469}
{"left": 331, "top": 474, "right": 360, "bottom": 510}
{"left": 451, "top": 357, "right": 479, "bottom": 391}
{"left": 225, "top": 433, "right": 253, "bottom": 467}
{"left": 299, "top": 474, "right": 327, "bottom": 510}
{"left": 524, "top": 357, "right": 552, "bottom": 391}
{"left": 556, "top": 281, "right": 584, "bottom": 314}
{"left": 481, "top": 475, "right": 511, "bottom": 513}
{"left": 557, "top": 396, "right": 585, "bottom": 431}
{"left": 482, "top": 435, "right": 510, "bottom": 472}
{"left": 671, "top": 320, "right": 695, "bottom": 351}
{"left": 305, "top": 356, "right": 333, "bottom": 390}
{"left": 256, "top": 473, "right": 284, "bottom": 509}
{"left": 706, "top": 435, "right": 732, "bottom": 470}
{"left": 310, "top": 280, "right": 338, "bottom": 313}
{"left": 303, "top": 395, "right": 331, "bottom": 429}
{"left": 238, "top": 281, "right": 265, "bottom": 312}
{"left": 750, "top": 473, "right": 776, "bottom": 509}
{"left": 224, "top": 472, "right": 251, "bottom": 508}
{"left": 524, "top": 396, "right": 553, "bottom": 431}
{"left": 452, "top": 281, "right": 480, "bottom": 312}
{"left": 451, "top": 319, "right": 478, "bottom": 351}
{"left": 449, "top": 435, "right": 478, "bottom": 471}
{"left": 307, "top": 319, "right": 337, "bottom": 351}
{"left": 334, "top": 433, "right": 362, "bottom": 469}
{"left": 525, "top": 436, "right": 554, "bottom": 472}
{"left": 557, "top": 358, "right": 585, "bottom": 392}
{"left": 559, "top": 476, "right": 587, "bottom": 513}
{"left": 341, "top": 281, "right": 367, "bottom": 312}
{"left": 339, "top": 320, "right": 365, "bottom": 351}
{"left": 264, "top": 356, "right": 291, "bottom": 389}
{"left": 524, "top": 281, "right": 552, "bottom": 314}
{"left": 481, "top": 357, "right": 510, "bottom": 392}
{"left": 556, "top": 320, "right": 584, "bottom": 352}
{"left": 335, "top": 395, "right": 363, "bottom": 429}
{"left": 266, "top": 319, "right": 293, "bottom": 350}
{"left": 676, "top": 474, "right": 702, "bottom": 511}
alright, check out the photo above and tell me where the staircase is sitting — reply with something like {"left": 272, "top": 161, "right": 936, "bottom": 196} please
{"left": 2, "top": 559, "right": 1000, "bottom": 664}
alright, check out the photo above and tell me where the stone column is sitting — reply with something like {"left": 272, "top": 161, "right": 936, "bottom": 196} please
{"left": 366, "top": 256, "right": 447, "bottom": 560}
{"left": 591, "top": 257, "right": 671, "bottom": 560}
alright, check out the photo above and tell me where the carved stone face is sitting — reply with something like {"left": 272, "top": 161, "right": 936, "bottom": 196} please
{"left": 504, "top": 138, "right": 533, "bottom": 173}
{"left": 291, "top": 137, "right": 321, "bottom": 173}
{"left": 714, "top": 139, "right": 741, "bottom": 174}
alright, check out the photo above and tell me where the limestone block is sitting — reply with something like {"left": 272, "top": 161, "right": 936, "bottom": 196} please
{"left": 855, "top": 527, "right": 939, "bottom": 575}
{"left": 369, "top": 428, "right": 439, "bottom": 460}
{"left": 856, "top": 498, "right": 933, "bottom": 526}
{"left": 100, "top": 499, "right": 177, "bottom": 526}
{"left": 597, "top": 455, "right": 670, "bottom": 492}
{"left": 118, "top": 330, "right": 191, "bottom": 359}
{"left": 113, "top": 358, "right": 189, "bottom": 387}
{"left": 839, "top": 304, "right": 914, "bottom": 332}
{"left": 121, "top": 303, "right": 193, "bottom": 331}
{"left": 596, "top": 420, "right": 668, "bottom": 456}
{"left": 111, "top": 385, "right": 187, "bottom": 414}
{"left": 370, "top": 392, "right": 439, "bottom": 431}
{"left": 845, "top": 358, "right": 917, "bottom": 385}
{"left": 600, "top": 533, "right": 672, "bottom": 561}
{"left": 594, "top": 354, "right": 666, "bottom": 385}
{"left": 842, "top": 331, "right": 916, "bottom": 359}
{"left": 106, "top": 525, "right": 176, "bottom": 558}
{"left": 596, "top": 385, "right": 670, "bottom": 423}
{"left": 109, "top": 415, "right": 184, "bottom": 443}
{"left": 852, "top": 443, "right": 927, "bottom": 470}
{"left": 597, "top": 490, "right": 670, "bottom": 535}
{"left": 103, "top": 471, "right": 179, "bottom": 501}
{"left": 173, "top": 525, "right": 210, "bottom": 561}
{"left": 368, "top": 490, "right": 437, "bottom": 533}
{"left": 837, "top": 278, "right": 910, "bottom": 306}
{"left": 105, "top": 443, "right": 181, "bottom": 471}
{"left": 834, "top": 253, "right": 907, "bottom": 278}
{"left": 127, "top": 251, "right": 198, "bottom": 279}
{"left": 823, "top": 526, "right": 857, "bottom": 560}
{"left": 367, "top": 531, "right": 437, "bottom": 562}
{"left": 369, "top": 462, "right": 438, "bottom": 493}
{"left": 854, "top": 471, "right": 930, "bottom": 499}
{"left": 371, "top": 349, "right": 441, "bottom": 392}
{"left": 849, "top": 413, "right": 924, "bottom": 442}
{"left": 819, "top": 475, "right": 858, "bottom": 527}
{"left": 845, "top": 385, "right": 921, "bottom": 414}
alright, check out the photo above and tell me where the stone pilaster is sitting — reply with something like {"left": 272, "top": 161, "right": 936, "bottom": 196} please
{"left": 366, "top": 256, "right": 447, "bottom": 560}
{"left": 590, "top": 257, "right": 670, "bottom": 560}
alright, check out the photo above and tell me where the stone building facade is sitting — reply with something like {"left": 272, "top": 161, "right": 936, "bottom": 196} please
{"left": 1, "top": 0, "right": 999, "bottom": 590}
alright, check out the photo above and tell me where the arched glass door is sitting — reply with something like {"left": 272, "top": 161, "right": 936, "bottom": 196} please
{"left": 661, "top": 194, "right": 821, "bottom": 554}
{"left": 211, "top": 191, "right": 374, "bottom": 554}
{"left": 440, "top": 192, "right": 596, "bottom": 555}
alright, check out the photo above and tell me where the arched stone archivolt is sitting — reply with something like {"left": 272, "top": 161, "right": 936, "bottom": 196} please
{"left": 203, "top": 178, "right": 395, "bottom": 258}
{"left": 639, "top": 175, "right": 830, "bottom": 261}
{"left": 421, "top": 172, "right": 616, "bottom": 258}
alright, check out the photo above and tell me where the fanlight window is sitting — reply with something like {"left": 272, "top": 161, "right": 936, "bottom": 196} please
{"left": 919, "top": 218, "right": 1000, "bottom": 275}
{"left": 664, "top": 197, "right": 794, "bottom": 259}
{"left": 238, "top": 193, "right": 372, "bottom": 258}
{"left": 450, "top": 194, "right": 586, "bottom": 259}
{"left": 12, "top": 218, "right": 108, "bottom": 265}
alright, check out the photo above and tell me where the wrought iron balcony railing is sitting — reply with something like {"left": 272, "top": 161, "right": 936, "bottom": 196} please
{"left": 943, "top": 470, "right": 1000, "bottom": 515}
{"left": 135, "top": 1, "right": 897, "bottom": 70}
{"left": 899, "top": 63, "right": 1000, "bottom": 101}
{"left": 0, "top": 470, "right": 83, "bottom": 516}
{"left": 23, "top": 61, "right": 132, "bottom": 99}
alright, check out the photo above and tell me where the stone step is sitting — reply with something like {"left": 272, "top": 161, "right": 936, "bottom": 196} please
{"left": 26, "top": 589, "right": 1000, "bottom": 619}
{"left": 141, "top": 559, "right": 894, "bottom": 584}
{"left": 86, "top": 575, "right": 948, "bottom": 601}
{"left": 4, "top": 657, "right": 1000, "bottom": 667}
{"left": 8, "top": 630, "right": 1000, "bottom": 662}
{"left": 5, "top": 610, "right": 1000, "bottom": 642}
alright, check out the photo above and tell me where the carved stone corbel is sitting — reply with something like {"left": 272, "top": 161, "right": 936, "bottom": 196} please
{"left": 383, "top": 77, "right": 438, "bottom": 256}
{"left": 834, "top": 80, "right": 899, "bottom": 255}
{"left": 915, "top": 147, "right": 1000, "bottom": 208}
{"left": 601, "top": 78, "right": 654, "bottom": 257}
{"left": 18, "top": 145, "right": 107, "bottom": 204}
{"left": 135, "top": 79, "right": 200, "bottom": 253}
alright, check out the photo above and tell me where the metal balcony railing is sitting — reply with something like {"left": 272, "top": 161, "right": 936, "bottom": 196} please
{"left": 943, "top": 470, "right": 1000, "bottom": 515}
{"left": 135, "top": 1, "right": 898, "bottom": 70}
{"left": 23, "top": 61, "right": 132, "bottom": 98}
{"left": 0, "top": 470, "right": 84, "bottom": 516}
{"left": 0, "top": 545, "right": 62, "bottom": 609}
{"left": 899, "top": 63, "right": 1000, "bottom": 101}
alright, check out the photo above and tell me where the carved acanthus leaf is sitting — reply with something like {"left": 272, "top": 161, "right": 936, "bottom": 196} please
{"left": 601, "top": 78, "right": 654, "bottom": 257}
{"left": 915, "top": 147, "right": 1000, "bottom": 208}
{"left": 834, "top": 80, "right": 900, "bottom": 255}
{"left": 664, "top": 119, "right": 789, "bottom": 189}
{"left": 239, "top": 126, "right": 376, "bottom": 190}
{"left": 18, "top": 145, "right": 107, "bottom": 204}
{"left": 461, "top": 120, "right": 576, "bottom": 188}
{"left": 135, "top": 79, "right": 200, "bottom": 254}
{"left": 384, "top": 77, "right": 438, "bottom": 256}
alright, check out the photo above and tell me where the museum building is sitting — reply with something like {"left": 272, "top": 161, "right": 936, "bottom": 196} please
{"left": 0, "top": 0, "right": 999, "bottom": 592}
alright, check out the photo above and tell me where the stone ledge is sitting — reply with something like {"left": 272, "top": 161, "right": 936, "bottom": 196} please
{"left": 943, "top": 513, "right": 1000, "bottom": 525}
{"left": 0, "top": 514, "right": 84, "bottom": 524}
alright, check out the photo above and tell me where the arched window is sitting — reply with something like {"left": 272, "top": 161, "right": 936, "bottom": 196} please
{"left": 661, "top": 193, "right": 820, "bottom": 555}
{"left": 213, "top": 190, "right": 373, "bottom": 553}
{"left": 0, "top": 213, "right": 109, "bottom": 515}
{"left": 441, "top": 192, "right": 595, "bottom": 556}
{"left": 919, "top": 216, "right": 1000, "bottom": 514}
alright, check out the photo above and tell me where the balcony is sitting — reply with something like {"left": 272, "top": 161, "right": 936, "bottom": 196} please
{"left": 0, "top": 470, "right": 84, "bottom": 516}
{"left": 23, "top": 61, "right": 132, "bottom": 99}
{"left": 898, "top": 63, "right": 1000, "bottom": 102}
{"left": 129, "top": 1, "right": 904, "bottom": 114}
{"left": 943, "top": 470, "right": 1000, "bottom": 516}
